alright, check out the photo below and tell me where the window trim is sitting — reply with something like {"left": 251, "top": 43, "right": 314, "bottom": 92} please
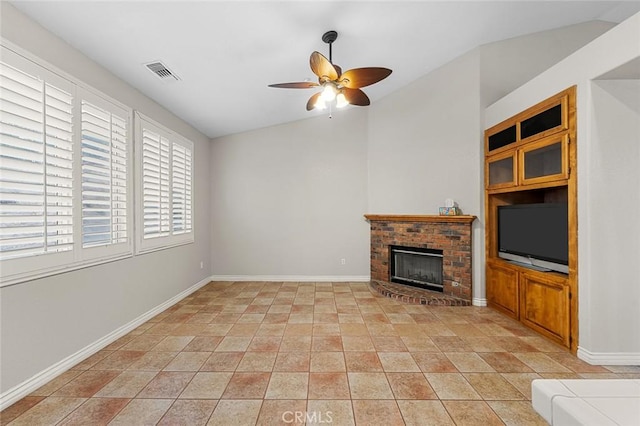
{"left": 134, "top": 112, "right": 194, "bottom": 255}
{"left": 0, "top": 42, "right": 134, "bottom": 287}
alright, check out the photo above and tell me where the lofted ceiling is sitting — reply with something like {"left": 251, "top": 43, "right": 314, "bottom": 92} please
{"left": 9, "top": 1, "right": 640, "bottom": 139}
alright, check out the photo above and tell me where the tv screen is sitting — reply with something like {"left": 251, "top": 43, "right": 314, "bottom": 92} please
{"left": 498, "top": 203, "right": 568, "bottom": 268}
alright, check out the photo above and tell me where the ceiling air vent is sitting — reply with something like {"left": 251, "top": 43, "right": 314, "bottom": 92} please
{"left": 144, "top": 61, "right": 180, "bottom": 82}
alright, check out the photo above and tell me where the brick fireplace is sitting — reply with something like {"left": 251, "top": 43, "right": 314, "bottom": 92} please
{"left": 365, "top": 215, "right": 476, "bottom": 302}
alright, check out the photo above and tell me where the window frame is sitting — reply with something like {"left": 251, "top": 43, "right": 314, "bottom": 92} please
{"left": 134, "top": 112, "right": 194, "bottom": 255}
{"left": 0, "top": 43, "right": 134, "bottom": 287}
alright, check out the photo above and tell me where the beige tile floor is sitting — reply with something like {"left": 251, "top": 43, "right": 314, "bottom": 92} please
{"left": 2, "top": 281, "right": 639, "bottom": 425}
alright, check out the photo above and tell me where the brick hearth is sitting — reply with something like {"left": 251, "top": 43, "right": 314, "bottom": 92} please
{"left": 370, "top": 280, "right": 471, "bottom": 306}
{"left": 365, "top": 215, "right": 476, "bottom": 302}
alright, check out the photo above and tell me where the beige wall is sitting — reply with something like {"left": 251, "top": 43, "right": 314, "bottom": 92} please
{"left": 480, "top": 21, "right": 615, "bottom": 105}
{"left": 0, "top": 3, "right": 212, "bottom": 394}
{"left": 587, "top": 79, "right": 640, "bottom": 355}
{"left": 210, "top": 108, "right": 370, "bottom": 278}
{"left": 367, "top": 49, "right": 484, "bottom": 302}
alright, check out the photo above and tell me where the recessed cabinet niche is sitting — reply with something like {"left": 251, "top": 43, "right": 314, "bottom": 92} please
{"left": 485, "top": 86, "right": 578, "bottom": 352}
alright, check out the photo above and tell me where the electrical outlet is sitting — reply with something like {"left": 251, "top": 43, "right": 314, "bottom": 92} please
{"left": 340, "top": 258, "right": 346, "bottom": 265}
{"left": 200, "top": 261, "right": 204, "bottom": 269}
{"left": 452, "top": 281, "right": 460, "bottom": 287}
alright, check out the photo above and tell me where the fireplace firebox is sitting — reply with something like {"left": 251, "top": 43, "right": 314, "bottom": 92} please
{"left": 390, "top": 245, "right": 444, "bottom": 292}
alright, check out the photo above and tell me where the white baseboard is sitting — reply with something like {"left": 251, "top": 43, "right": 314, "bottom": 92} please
{"left": 210, "top": 275, "right": 371, "bottom": 282}
{"left": 472, "top": 297, "right": 487, "bottom": 307}
{"left": 0, "top": 275, "right": 213, "bottom": 411}
{"left": 577, "top": 347, "right": 640, "bottom": 365}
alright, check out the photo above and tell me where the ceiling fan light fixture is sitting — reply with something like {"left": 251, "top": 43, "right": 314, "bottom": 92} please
{"left": 336, "top": 92, "right": 349, "bottom": 108}
{"left": 321, "top": 83, "right": 337, "bottom": 102}
{"left": 314, "top": 97, "right": 327, "bottom": 110}
{"left": 268, "top": 30, "right": 392, "bottom": 112}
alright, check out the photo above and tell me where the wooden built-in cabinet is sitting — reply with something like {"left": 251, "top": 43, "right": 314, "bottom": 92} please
{"left": 486, "top": 118, "right": 571, "bottom": 191}
{"left": 486, "top": 260, "right": 519, "bottom": 318}
{"left": 520, "top": 271, "right": 571, "bottom": 348}
{"left": 486, "top": 134, "right": 570, "bottom": 191}
{"left": 487, "top": 258, "right": 571, "bottom": 348}
{"left": 485, "top": 86, "right": 578, "bottom": 352}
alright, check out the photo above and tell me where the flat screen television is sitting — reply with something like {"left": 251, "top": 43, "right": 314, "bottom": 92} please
{"left": 497, "top": 203, "right": 568, "bottom": 274}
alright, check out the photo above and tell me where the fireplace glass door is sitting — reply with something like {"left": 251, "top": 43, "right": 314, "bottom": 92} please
{"left": 390, "top": 245, "right": 444, "bottom": 292}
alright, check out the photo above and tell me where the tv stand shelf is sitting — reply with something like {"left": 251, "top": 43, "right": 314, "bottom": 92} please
{"left": 485, "top": 87, "right": 578, "bottom": 352}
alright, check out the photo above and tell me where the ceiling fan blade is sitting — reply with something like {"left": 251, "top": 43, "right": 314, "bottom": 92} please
{"left": 342, "top": 88, "right": 370, "bottom": 106}
{"left": 310, "top": 51, "right": 339, "bottom": 82}
{"left": 339, "top": 67, "right": 392, "bottom": 89}
{"left": 268, "top": 82, "right": 319, "bottom": 89}
{"left": 306, "top": 92, "right": 322, "bottom": 111}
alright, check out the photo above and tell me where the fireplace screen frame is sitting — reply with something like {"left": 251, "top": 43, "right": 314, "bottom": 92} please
{"left": 389, "top": 245, "right": 444, "bottom": 292}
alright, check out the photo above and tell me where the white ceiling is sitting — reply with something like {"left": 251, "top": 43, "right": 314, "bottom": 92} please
{"left": 10, "top": 1, "right": 640, "bottom": 139}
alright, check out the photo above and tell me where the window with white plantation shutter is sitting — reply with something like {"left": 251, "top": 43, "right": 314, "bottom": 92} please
{"left": 1, "top": 46, "right": 133, "bottom": 286}
{"left": 171, "top": 142, "right": 192, "bottom": 235}
{"left": 141, "top": 127, "right": 170, "bottom": 239}
{"left": 136, "top": 113, "right": 194, "bottom": 253}
{"left": 81, "top": 98, "right": 128, "bottom": 248}
{"left": 0, "top": 59, "right": 74, "bottom": 261}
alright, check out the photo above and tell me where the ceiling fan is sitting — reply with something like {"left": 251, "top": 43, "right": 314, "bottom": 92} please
{"left": 268, "top": 30, "right": 392, "bottom": 111}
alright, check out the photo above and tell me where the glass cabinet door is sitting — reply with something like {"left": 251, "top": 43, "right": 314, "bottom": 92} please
{"left": 519, "top": 134, "right": 569, "bottom": 185}
{"left": 486, "top": 150, "right": 516, "bottom": 189}
{"left": 519, "top": 96, "right": 568, "bottom": 142}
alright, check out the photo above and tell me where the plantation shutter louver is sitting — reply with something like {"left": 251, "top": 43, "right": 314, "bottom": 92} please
{"left": 171, "top": 142, "right": 192, "bottom": 234}
{"left": 0, "top": 61, "right": 74, "bottom": 260}
{"left": 142, "top": 127, "right": 170, "bottom": 239}
{"left": 81, "top": 100, "right": 127, "bottom": 247}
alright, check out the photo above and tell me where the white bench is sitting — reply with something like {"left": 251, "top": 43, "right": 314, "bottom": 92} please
{"left": 531, "top": 379, "right": 640, "bottom": 425}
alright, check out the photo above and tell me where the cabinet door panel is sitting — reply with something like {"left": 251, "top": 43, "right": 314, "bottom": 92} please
{"left": 518, "top": 134, "right": 569, "bottom": 186}
{"left": 520, "top": 102, "right": 566, "bottom": 141}
{"left": 487, "top": 263, "right": 519, "bottom": 319}
{"left": 523, "top": 142, "right": 563, "bottom": 179}
{"left": 520, "top": 273, "right": 570, "bottom": 347}
{"left": 486, "top": 150, "right": 517, "bottom": 190}
{"left": 487, "top": 124, "right": 517, "bottom": 153}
